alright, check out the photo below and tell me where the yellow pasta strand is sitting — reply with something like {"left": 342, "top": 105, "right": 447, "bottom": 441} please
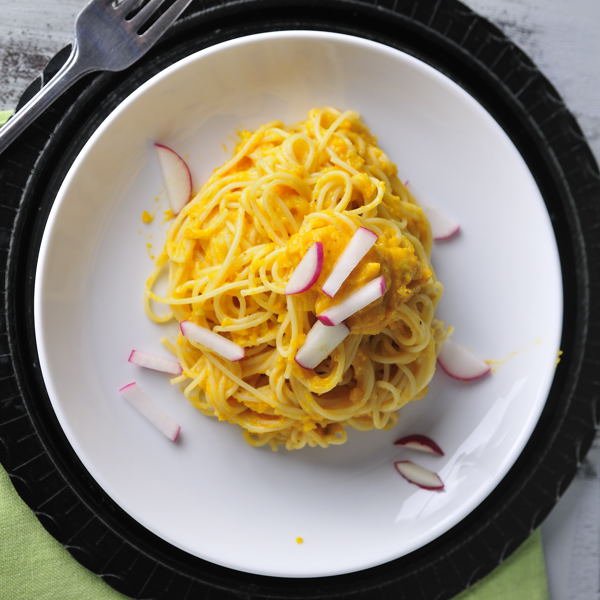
{"left": 145, "top": 107, "right": 447, "bottom": 451}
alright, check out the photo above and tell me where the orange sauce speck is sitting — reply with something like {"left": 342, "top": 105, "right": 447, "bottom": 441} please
{"left": 555, "top": 349, "right": 563, "bottom": 367}
{"left": 141, "top": 210, "right": 154, "bottom": 224}
{"left": 145, "top": 242, "right": 155, "bottom": 260}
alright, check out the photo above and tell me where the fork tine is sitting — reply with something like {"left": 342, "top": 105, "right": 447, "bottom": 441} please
{"left": 128, "top": 0, "right": 168, "bottom": 27}
{"left": 138, "top": 0, "right": 193, "bottom": 40}
{"left": 114, "top": 0, "right": 146, "bottom": 13}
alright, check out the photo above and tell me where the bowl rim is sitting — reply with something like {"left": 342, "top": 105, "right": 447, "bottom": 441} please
{"left": 33, "top": 29, "right": 562, "bottom": 578}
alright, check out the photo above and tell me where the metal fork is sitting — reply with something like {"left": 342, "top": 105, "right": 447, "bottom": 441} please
{"left": 0, "top": 0, "right": 193, "bottom": 155}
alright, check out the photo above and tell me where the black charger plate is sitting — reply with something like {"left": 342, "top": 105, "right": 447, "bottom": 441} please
{"left": 1, "top": 1, "right": 599, "bottom": 598}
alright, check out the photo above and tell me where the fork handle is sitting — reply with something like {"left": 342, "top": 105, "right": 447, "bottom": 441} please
{"left": 0, "top": 45, "right": 93, "bottom": 156}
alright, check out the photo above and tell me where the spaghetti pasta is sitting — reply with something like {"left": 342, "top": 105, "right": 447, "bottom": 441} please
{"left": 145, "top": 107, "right": 447, "bottom": 450}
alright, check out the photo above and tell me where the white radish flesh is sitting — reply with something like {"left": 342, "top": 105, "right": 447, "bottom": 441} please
{"left": 128, "top": 349, "right": 182, "bottom": 375}
{"left": 285, "top": 242, "right": 324, "bottom": 295}
{"left": 295, "top": 321, "right": 350, "bottom": 370}
{"left": 155, "top": 143, "right": 192, "bottom": 214}
{"left": 119, "top": 382, "right": 181, "bottom": 441}
{"left": 318, "top": 276, "right": 386, "bottom": 326}
{"left": 394, "top": 461, "right": 444, "bottom": 491}
{"left": 437, "top": 339, "right": 490, "bottom": 381}
{"left": 180, "top": 320, "right": 245, "bottom": 362}
{"left": 422, "top": 205, "right": 460, "bottom": 241}
{"left": 394, "top": 434, "right": 444, "bottom": 456}
{"left": 322, "top": 227, "right": 378, "bottom": 297}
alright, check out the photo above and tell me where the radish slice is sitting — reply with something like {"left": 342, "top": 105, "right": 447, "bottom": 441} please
{"left": 394, "top": 461, "right": 444, "bottom": 491}
{"left": 155, "top": 143, "right": 192, "bottom": 214}
{"left": 437, "top": 339, "right": 491, "bottom": 381}
{"left": 322, "top": 227, "right": 378, "bottom": 297}
{"left": 119, "top": 382, "right": 181, "bottom": 441}
{"left": 295, "top": 321, "right": 350, "bottom": 370}
{"left": 394, "top": 434, "right": 444, "bottom": 456}
{"left": 318, "top": 276, "right": 386, "bottom": 326}
{"left": 128, "top": 349, "right": 182, "bottom": 375}
{"left": 180, "top": 321, "right": 245, "bottom": 361}
{"left": 422, "top": 205, "right": 460, "bottom": 241}
{"left": 285, "top": 242, "right": 324, "bottom": 295}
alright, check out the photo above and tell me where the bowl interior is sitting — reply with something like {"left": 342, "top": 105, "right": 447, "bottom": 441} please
{"left": 34, "top": 31, "right": 562, "bottom": 577}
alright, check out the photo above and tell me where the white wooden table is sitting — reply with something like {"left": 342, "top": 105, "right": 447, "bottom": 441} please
{"left": 1, "top": 2, "right": 599, "bottom": 598}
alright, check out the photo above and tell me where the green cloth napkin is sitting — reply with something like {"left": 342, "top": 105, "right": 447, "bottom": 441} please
{"left": 0, "top": 109, "right": 548, "bottom": 599}
{"left": 0, "top": 110, "right": 12, "bottom": 126}
{"left": 0, "top": 468, "right": 548, "bottom": 600}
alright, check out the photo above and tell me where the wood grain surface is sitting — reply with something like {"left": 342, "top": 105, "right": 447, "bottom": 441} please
{"left": 1, "top": 2, "right": 599, "bottom": 599}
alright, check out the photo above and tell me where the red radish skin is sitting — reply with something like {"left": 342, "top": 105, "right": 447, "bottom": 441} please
{"left": 318, "top": 276, "right": 386, "bottom": 326}
{"left": 180, "top": 320, "right": 245, "bottom": 362}
{"left": 128, "top": 349, "right": 182, "bottom": 375}
{"left": 437, "top": 339, "right": 491, "bottom": 381}
{"left": 318, "top": 315, "right": 334, "bottom": 327}
{"left": 285, "top": 242, "right": 324, "bottom": 295}
{"left": 119, "top": 381, "right": 181, "bottom": 442}
{"left": 154, "top": 143, "right": 193, "bottom": 214}
{"left": 322, "top": 227, "right": 378, "bottom": 298}
{"left": 394, "top": 461, "right": 444, "bottom": 491}
{"left": 394, "top": 434, "right": 444, "bottom": 456}
{"left": 295, "top": 321, "right": 350, "bottom": 370}
{"left": 172, "top": 425, "right": 181, "bottom": 442}
{"left": 434, "top": 224, "right": 461, "bottom": 241}
{"left": 422, "top": 205, "right": 460, "bottom": 241}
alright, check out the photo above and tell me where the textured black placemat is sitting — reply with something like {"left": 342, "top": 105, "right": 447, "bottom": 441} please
{"left": 1, "top": 1, "right": 599, "bottom": 599}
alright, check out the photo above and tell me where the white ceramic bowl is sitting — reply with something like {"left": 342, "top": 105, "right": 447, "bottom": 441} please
{"left": 34, "top": 31, "right": 562, "bottom": 577}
